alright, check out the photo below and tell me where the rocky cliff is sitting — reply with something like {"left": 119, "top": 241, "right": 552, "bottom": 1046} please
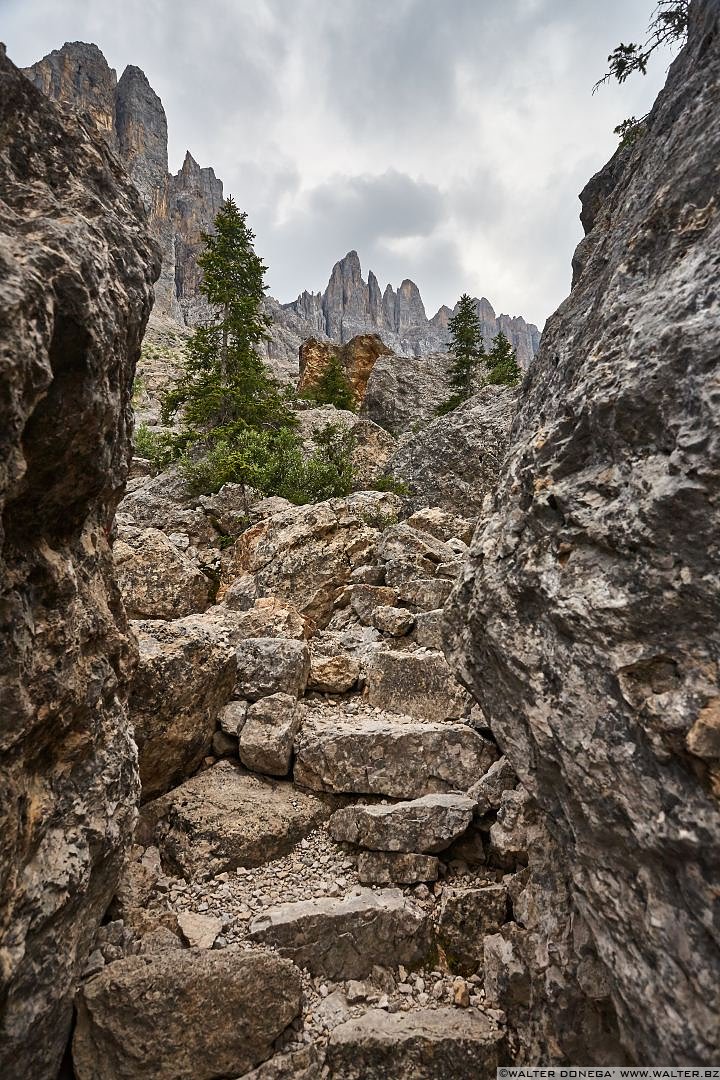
{"left": 445, "top": 0, "right": 720, "bottom": 1064}
{"left": 270, "top": 250, "right": 540, "bottom": 377}
{"left": 0, "top": 43, "right": 159, "bottom": 1080}
{"left": 23, "top": 42, "right": 222, "bottom": 323}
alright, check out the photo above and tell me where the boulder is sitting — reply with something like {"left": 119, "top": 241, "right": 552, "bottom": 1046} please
{"left": 0, "top": 48, "right": 158, "bottom": 1077}
{"left": 114, "top": 524, "right": 212, "bottom": 618}
{"left": 117, "top": 466, "right": 216, "bottom": 550}
{"left": 438, "top": 884, "right": 509, "bottom": 975}
{"left": 412, "top": 609, "right": 444, "bottom": 649}
{"left": 248, "top": 888, "right": 431, "bottom": 979}
{"left": 488, "top": 787, "right": 542, "bottom": 866}
{"left": 138, "top": 761, "right": 330, "bottom": 880}
{"left": 377, "top": 522, "right": 456, "bottom": 566}
{"left": 239, "top": 693, "right": 301, "bottom": 777}
{"left": 468, "top": 756, "right": 518, "bottom": 817}
{"left": 72, "top": 950, "right": 301, "bottom": 1080}
{"left": 325, "top": 1007, "right": 505, "bottom": 1079}
{"left": 406, "top": 506, "right": 476, "bottom": 546}
{"left": 329, "top": 794, "right": 476, "bottom": 853}
{"left": 357, "top": 852, "right": 440, "bottom": 885}
{"left": 218, "top": 700, "right": 249, "bottom": 737}
{"left": 220, "top": 596, "right": 314, "bottom": 639}
{"left": 371, "top": 605, "right": 415, "bottom": 636}
{"left": 366, "top": 649, "right": 472, "bottom": 720}
{"left": 387, "top": 386, "right": 515, "bottom": 513}
{"left": 308, "top": 653, "right": 361, "bottom": 693}
{"left": 396, "top": 577, "right": 454, "bottom": 610}
{"left": 235, "top": 637, "right": 310, "bottom": 700}
{"left": 294, "top": 716, "right": 496, "bottom": 798}
{"left": 176, "top": 912, "right": 222, "bottom": 949}
{"left": 224, "top": 491, "right": 401, "bottom": 626}
{"left": 296, "top": 404, "right": 398, "bottom": 488}
{"left": 347, "top": 584, "right": 399, "bottom": 624}
{"left": 129, "top": 615, "right": 237, "bottom": 800}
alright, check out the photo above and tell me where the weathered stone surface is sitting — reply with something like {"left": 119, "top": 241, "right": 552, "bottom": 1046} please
{"left": 129, "top": 615, "right": 236, "bottom": 800}
{"left": 488, "top": 787, "right": 542, "bottom": 865}
{"left": 218, "top": 700, "right": 249, "bottom": 737}
{"left": 412, "top": 609, "right": 444, "bottom": 649}
{"left": 347, "top": 583, "right": 399, "bottom": 624}
{"left": 366, "top": 648, "right": 473, "bottom": 720}
{"left": 72, "top": 950, "right": 301, "bottom": 1080}
{"left": 325, "top": 1007, "right": 505, "bottom": 1079}
{"left": 176, "top": 911, "right": 221, "bottom": 949}
{"left": 248, "top": 889, "right": 431, "bottom": 979}
{"left": 330, "top": 794, "right": 476, "bottom": 853}
{"left": 0, "top": 46, "right": 158, "bottom": 1079}
{"left": 240, "top": 1046, "right": 321, "bottom": 1080}
{"left": 378, "top": 522, "right": 456, "bottom": 566}
{"left": 220, "top": 597, "right": 314, "bottom": 639}
{"left": 396, "top": 577, "right": 454, "bottom": 610}
{"left": 438, "top": 885, "right": 508, "bottom": 975}
{"left": 114, "top": 524, "right": 212, "bottom": 618}
{"left": 139, "top": 762, "right": 329, "bottom": 879}
{"left": 387, "top": 386, "right": 515, "bottom": 513}
{"left": 445, "top": 4, "right": 720, "bottom": 1063}
{"left": 468, "top": 756, "right": 518, "bottom": 817}
{"left": 226, "top": 491, "right": 401, "bottom": 626}
{"left": 371, "top": 605, "right": 415, "bottom": 636}
{"left": 308, "top": 653, "right": 361, "bottom": 693}
{"left": 299, "top": 404, "right": 398, "bottom": 489}
{"left": 239, "top": 693, "right": 301, "bottom": 777}
{"left": 298, "top": 336, "right": 393, "bottom": 406}
{"left": 406, "top": 506, "right": 476, "bottom": 546}
{"left": 357, "top": 851, "right": 439, "bottom": 885}
{"left": 294, "top": 716, "right": 496, "bottom": 797}
{"left": 235, "top": 637, "right": 310, "bottom": 701}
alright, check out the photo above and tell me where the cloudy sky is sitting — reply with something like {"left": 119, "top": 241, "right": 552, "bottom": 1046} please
{"left": 4, "top": 0, "right": 677, "bottom": 328}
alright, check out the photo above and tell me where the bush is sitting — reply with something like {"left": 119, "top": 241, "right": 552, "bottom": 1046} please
{"left": 300, "top": 353, "right": 357, "bottom": 412}
{"left": 133, "top": 423, "right": 185, "bottom": 472}
{"left": 373, "top": 473, "right": 411, "bottom": 496}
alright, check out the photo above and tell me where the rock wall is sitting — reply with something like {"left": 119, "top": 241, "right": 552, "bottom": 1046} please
{"left": 298, "top": 334, "right": 394, "bottom": 404}
{"left": 0, "top": 44, "right": 159, "bottom": 1079}
{"left": 445, "top": 0, "right": 720, "bottom": 1064}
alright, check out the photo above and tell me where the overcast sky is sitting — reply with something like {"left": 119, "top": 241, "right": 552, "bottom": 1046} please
{"left": 4, "top": 0, "right": 677, "bottom": 327}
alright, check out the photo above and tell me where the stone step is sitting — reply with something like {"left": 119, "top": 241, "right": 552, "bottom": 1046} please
{"left": 294, "top": 715, "right": 498, "bottom": 799}
{"left": 248, "top": 888, "right": 431, "bottom": 980}
{"left": 366, "top": 648, "right": 471, "bottom": 720}
{"left": 324, "top": 1006, "right": 505, "bottom": 1079}
{"left": 329, "top": 793, "right": 477, "bottom": 854}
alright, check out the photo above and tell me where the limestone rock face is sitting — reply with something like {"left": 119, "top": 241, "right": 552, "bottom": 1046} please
{"left": 329, "top": 794, "right": 476, "bottom": 854}
{"left": 298, "top": 334, "right": 393, "bottom": 405}
{"left": 296, "top": 403, "right": 398, "bottom": 488}
{"left": 0, "top": 46, "right": 159, "bottom": 1079}
{"left": 22, "top": 40, "right": 117, "bottom": 136}
{"left": 361, "top": 351, "right": 453, "bottom": 435}
{"left": 72, "top": 949, "right": 302, "bottom": 1080}
{"left": 445, "top": 2, "right": 720, "bottom": 1064}
{"left": 366, "top": 648, "right": 473, "bottom": 721}
{"left": 114, "top": 524, "right": 212, "bottom": 619}
{"left": 170, "top": 150, "right": 224, "bottom": 322}
{"left": 386, "top": 385, "right": 516, "bottom": 512}
{"left": 325, "top": 1007, "right": 505, "bottom": 1080}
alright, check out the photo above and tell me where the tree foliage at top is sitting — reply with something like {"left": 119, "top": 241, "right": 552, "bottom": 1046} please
{"left": 437, "top": 293, "right": 486, "bottom": 415}
{"left": 593, "top": 2, "right": 689, "bottom": 142}
{"left": 300, "top": 352, "right": 357, "bottom": 411}
{"left": 486, "top": 332, "right": 522, "bottom": 388}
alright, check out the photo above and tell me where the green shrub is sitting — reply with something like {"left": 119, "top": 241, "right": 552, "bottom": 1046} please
{"left": 133, "top": 423, "right": 185, "bottom": 471}
{"left": 373, "top": 473, "right": 411, "bottom": 496}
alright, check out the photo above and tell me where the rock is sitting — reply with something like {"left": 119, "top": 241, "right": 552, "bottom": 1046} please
{"left": 235, "top": 637, "right": 310, "bottom": 701}
{"left": 294, "top": 716, "right": 496, "bottom": 797}
{"left": 387, "top": 386, "right": 516, "bottom": 513}
{"left": 395, "top": 577, "right": 454, "bottom": 610}
{"left": 114, "top": 524, "right": 211, "bottom": 618}
{"left": 129, "top": 614, "right": 236, "bottom": 800}
{"left": 468, "top": 756, "right": 518, "bottom": 817}
{"left": 118, "top": 466, "right": 215, "bottom": 547}
{"left": 347, "top": 584, "right": 399, "bottom": 624}
{"left": 221, "top": 597, "right": 314, "bottom": 639}
{"left": 308, "top": 653, "right": 361, "bottom": 693}
{"left": 438, "top": 885, "right": 509, "bottom": 975}
{"left": 366, "top": 649, "right": 473, "bottom": 720}
{"left": 325, "top": 1007, "right": 505, "bottom": 1079}
{"left": 176, "top": 912, "right": 222, "bottom": 949}
{"left": 406, "top": 506, "right": 476, "bottom": 546}
{"left": 329, "top": 794, "right": 476, "bottom": 853}
{"left": 72, "top": 950, "right": 301, "bottom": 1080}
{"left": 357, "top": 852, "right": 440, "bottom": 885}
{"left": 362, "top": 351, "right": 457, "bottom": 436}
{"left": 445, "top": 5, "right": 720, "bottom": 1063}
{"left": 378, "top": 522, "right": 456, "bottom": 566}
{"left": 298, "top": 406, "right": 398, "bottom": 489}
{"left": 170, "top": 151, "right": 225, "bottom": 322}
{"left": 248, "top": 889, "right": 431, "bottom": 979}
{"left": 240, "top": 1046, "right": 321, "bottom": 1080}
{"left": 198, "top": 482, "right": 252, "bottom": 535}
{"left": 226, "top": 492, "right": 401, "bottom": 626}
{"left": 138, "top": 762, "right": 329, "bottom": 880}
{"left": 0, "top": 46, "right": 159, "bottom": 1079}
{"left": 239, "top": 693, "right": 301, "bottom": 777}
{"left": 218, "top": 700, "right": 249, "bottom": 737}
{"left": 488, "top": 788, "right": 542, "bottom": 866}
{"left": 211, "top": 730, "right": 237, "bottom": 757}
{"left": 372, "top": 605, "right": 415, "bottom": 636}
{"left": 412, "top": 609, "right": 444, "bottom": 649}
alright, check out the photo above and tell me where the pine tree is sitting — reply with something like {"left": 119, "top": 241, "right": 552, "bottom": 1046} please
{"left": 300, "top": 352, "right": 357, "bottom": 411}
{"left": 437, "top": 293, "right": 485, "bottom": 414}
{"left": 487, "top": 331, "right": 522, "bottom": 387}
{"left": 162, "top": 196, "right": 294, "bottom": 439}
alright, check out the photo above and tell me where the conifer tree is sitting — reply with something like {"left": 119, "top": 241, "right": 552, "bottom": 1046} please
{"left": 437, "top": 293, "right": 485, "bottom": 414}
{"left": 487, "top": 331, "right": 522, "bottom": 387}
{"left": 162, "top": 196, "right": 293, "bottom": 439}
{"left": 300, "top": 352, "right": 357, "bottom": 411}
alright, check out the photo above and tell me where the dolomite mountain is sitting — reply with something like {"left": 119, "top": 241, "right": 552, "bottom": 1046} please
{"left": 2, "top": 1, "right": 719, "bottom": 1077}
{"left": 23, "top": 41, "right": 540, "bottom": 381}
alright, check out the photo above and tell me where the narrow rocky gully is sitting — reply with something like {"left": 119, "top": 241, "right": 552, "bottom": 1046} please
{"left": 2, "top": 1, "right": 720, "bottom": 1077}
